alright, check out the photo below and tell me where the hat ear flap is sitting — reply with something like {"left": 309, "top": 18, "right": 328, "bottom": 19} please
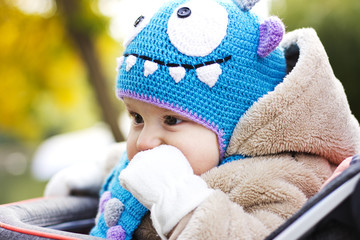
{"left": 232, "top": 0, "right": 260, "bottom": 11}
{"left": 257, "top": 16, "right": 285, "bottom": 58}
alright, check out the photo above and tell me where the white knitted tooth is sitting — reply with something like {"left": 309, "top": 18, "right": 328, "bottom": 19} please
{"left": 116, "top": 56, "right": 124, "bottom": 72}
{"left": 126, "top": 55, "right": 137, "bottom": 72}
{"left": 144, "top": 60, "right": 158, "bottom": 77}
{"left": 169, "top": 66, "right": 186, "bottom": 83}
{"left": 196, "top": 63, "right": 222, "bottom": 88}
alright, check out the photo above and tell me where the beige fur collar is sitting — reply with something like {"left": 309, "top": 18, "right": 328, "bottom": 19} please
{"left": 226, "top": 28, "right": 360, "bottom": 164}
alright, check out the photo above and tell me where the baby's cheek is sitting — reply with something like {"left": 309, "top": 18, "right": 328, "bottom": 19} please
{"left": 190, "top": 157, "right": 219, "bottom": 176}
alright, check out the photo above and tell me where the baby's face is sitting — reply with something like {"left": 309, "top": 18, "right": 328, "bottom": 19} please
{"left": 124, "top": 98, "right": 220, "bottom": 175}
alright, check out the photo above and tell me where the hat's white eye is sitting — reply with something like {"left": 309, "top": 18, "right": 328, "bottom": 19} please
{"left": 123, "top": 15, "right": 150, "bottom": 48}
{"left": 167, "top": 0, "right": 228, "bottom": 57}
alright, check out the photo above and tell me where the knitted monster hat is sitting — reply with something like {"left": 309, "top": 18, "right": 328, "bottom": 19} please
{"left": 116, "top": 0, "right": 287, "bottom": 163}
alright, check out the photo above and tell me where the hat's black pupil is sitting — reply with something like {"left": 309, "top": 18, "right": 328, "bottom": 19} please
{"left": 134, "top": 15, "right": 144, "bottom": 27}
{"left": 177, "top": 7, "right": 191, "bottom": 18}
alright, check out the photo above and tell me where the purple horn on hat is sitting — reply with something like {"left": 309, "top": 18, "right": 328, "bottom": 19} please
{"left": 232, "top": 0, "right": 261, "bottom": 11}
{"left": 257, "top": 16, "right": 285, "bottom": 58}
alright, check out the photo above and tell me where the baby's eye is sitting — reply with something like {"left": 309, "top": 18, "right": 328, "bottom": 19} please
{"left": 164, "top": 116, "right": 183, "bottom": 126}
{"left": 130, "top": 112, "right": 144, "bottom": 125}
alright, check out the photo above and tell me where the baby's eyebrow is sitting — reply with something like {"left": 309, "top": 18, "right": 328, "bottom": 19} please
{"left": 161, "top": 109, "right": 191, "bottom": 121}
{"left": 124, "top": 104, "right": 131, "bottom": 111}
{"left": 161, "top": 109, "right": 179, "bottom": 115}
{"left": 123, "top": 101, "right": 135, "bottom": 110}
{"left": 124, "top": 105, "right": 137, "bottom": 114}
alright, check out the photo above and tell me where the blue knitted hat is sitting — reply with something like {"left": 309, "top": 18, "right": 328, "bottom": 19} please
{"left": 116, "top": 0, "right": 287, "bottom": 163}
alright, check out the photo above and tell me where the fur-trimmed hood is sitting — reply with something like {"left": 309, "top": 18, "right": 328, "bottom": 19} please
{"left": 226, "top": 28, "right": 360, "bottom": 164}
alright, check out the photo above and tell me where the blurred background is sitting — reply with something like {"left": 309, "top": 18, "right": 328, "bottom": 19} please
{"left": 0, "top": 0, "right": 359, "bottom": 204}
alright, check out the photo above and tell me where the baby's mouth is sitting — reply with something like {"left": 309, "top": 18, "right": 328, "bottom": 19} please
{"left": 117, "top": 54, "right": 231, "bottom": 88}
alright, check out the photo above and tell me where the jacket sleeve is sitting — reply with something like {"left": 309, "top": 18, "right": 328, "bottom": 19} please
{"left": 169, "top": 154, "right": 333, "bottom": 240}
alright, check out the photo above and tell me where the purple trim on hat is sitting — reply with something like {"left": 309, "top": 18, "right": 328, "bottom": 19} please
{"left": 118, "top": 89, "right": 226, "bottom": 158}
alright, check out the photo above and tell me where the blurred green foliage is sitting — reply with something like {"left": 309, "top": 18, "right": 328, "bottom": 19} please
{"left": 0, "top": 0, "right": 121, "bottom": 144}
{"left": 272, "top": 0, "right": 360, "bottom": 120}
{"left": 0, "top": 0, "right": 122, "bottom": 204}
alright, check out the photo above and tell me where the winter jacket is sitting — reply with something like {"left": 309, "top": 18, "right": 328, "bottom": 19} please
{"left": 130, "top": 28, "right": 360, "bottom": 239}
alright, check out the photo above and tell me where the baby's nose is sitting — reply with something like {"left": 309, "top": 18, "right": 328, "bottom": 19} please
{"left": 136, "top": 127, "right": 163, "bottom": 152}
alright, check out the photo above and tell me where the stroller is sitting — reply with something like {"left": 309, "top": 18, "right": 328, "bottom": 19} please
{"left": 1, "top": 155, "right": 360, "bottom": 240}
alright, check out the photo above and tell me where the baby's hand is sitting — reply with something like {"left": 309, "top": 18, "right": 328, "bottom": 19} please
{"left": 119, "top": 145, "right": 213, "bottom": 237}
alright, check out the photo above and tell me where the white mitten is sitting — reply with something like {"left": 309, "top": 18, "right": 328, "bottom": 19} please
{"left": 44, "top": 162, "right": 104, "bottom": 196}
{"left": 119, "top": 145, "right": 214, "bottom": 238}
{"left": 44, "top": 142, "right": 126, "bottom": 197}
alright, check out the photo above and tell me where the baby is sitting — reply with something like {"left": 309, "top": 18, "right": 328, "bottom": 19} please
{"left": 45, "top": 0, "right": 360, "bottom": 239}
